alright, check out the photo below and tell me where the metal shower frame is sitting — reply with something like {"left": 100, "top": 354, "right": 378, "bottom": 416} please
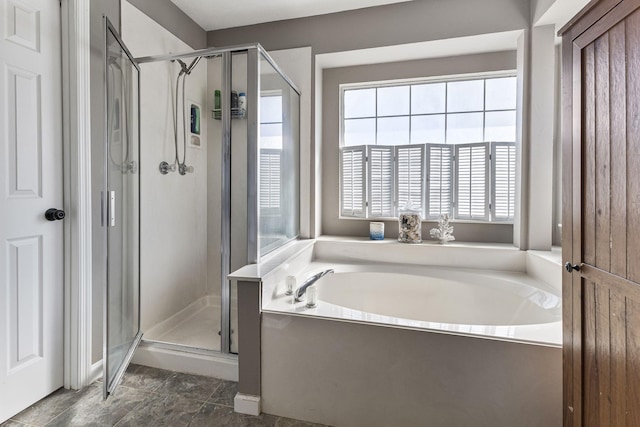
{"left": 135, "top": 43, "right": 300, "bottom": 355}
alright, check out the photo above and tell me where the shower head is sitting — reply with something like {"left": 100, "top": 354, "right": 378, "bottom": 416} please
{"left": 176, "top": 59, "right": 189, "bottom": 76}
{"left": 175, "top": 57, "right": 201, "bottom": 76}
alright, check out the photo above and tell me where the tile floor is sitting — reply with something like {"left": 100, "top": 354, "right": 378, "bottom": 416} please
{"left": 1, "top": 365, "right": 324, "bottom": 427}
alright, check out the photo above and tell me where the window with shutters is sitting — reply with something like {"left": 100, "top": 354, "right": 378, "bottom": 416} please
{"left": 259, "top": 94, "right": 283, "bottom": 216}
{"left": 339, "top": 74, "right": 517, "bottom": 222}
{"left": 340, "top": 146, "right": 366, "bottom": 217}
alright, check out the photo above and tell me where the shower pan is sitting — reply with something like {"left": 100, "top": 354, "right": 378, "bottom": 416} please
{"left": 100, "top": 18, "right": 300, "bottom": 399}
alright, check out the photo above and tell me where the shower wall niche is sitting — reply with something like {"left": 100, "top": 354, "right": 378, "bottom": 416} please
{"left": 104, "top": 2, "right": 301, "bottom": 374}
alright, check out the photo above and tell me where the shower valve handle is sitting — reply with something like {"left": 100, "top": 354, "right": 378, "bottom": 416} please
{"left": 159, "top": 161, "right": 176, "bottom": 175}
{"left": 178, "top": 164, "right": 194, "bottom": 175}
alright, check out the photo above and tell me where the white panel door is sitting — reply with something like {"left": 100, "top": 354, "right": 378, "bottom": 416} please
{"left": 0, "top": 0, "right": 63, "bottom": 422}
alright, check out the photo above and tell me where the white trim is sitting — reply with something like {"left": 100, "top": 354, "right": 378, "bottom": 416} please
{"left": 339, "top": 70, "right": 518, "bottom": 91}
{"left": 234, "top": 393, "right": 261, "bottom": 416}
{"left": 132, "top": 341, "right": 239, "bottom": 382}
{"left": 90, "top": 360, "right": 103, "bottom": 385}
{"left": 61, "top": 0, "right": 93, "bottom": 390}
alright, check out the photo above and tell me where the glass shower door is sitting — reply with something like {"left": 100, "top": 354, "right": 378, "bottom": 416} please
{"left": 103, "top": 18, "right": 142, "bottom": 399}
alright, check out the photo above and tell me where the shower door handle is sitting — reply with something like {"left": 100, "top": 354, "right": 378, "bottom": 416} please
{"left": 108, "top": 191, "right": 116, "bottom": 227}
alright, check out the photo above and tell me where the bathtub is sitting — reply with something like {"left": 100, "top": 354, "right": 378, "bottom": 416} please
{"left": 231, "top": 238, "right": 562, "bottom": 426}
{"left": 263, "top": 262, "right": 562, "bottom": 347}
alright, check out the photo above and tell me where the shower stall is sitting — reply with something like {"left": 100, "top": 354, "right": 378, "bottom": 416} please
{"left": 101, "top": 17, "right": 300, "bottom": 398}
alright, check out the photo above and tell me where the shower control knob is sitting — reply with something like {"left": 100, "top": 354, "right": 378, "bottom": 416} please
{"left": 45, "top": 208, "right": 66, "bottom": 221}
{"left": 564, "top": 262, "right": 580, "bottom": 273}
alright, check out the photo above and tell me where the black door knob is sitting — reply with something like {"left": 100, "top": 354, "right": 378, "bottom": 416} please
{"left": 564, "top": 262, "right": 580, "bottom": 273}
{"left": 45, "top": 208, "right": 65, "bottom": 221}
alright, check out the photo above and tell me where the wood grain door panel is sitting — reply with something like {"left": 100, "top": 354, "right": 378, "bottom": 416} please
{"left": 563, "top": 0, "right": 640, "bottom": 426}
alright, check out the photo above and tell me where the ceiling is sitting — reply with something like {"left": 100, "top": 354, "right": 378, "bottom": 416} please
{"left": 169, "top": 0, "right": 414, "bottom": 31}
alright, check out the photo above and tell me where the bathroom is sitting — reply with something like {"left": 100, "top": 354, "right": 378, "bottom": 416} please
{"left": 3, "top": 0, "right": 636, "bottom": 425}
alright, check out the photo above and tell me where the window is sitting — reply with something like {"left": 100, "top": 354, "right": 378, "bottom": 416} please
{"left": 339, "top": 75, "right": 517, "bottom": 222}
{"left": 259, "top": 94, "right": 283, "bottom": 214}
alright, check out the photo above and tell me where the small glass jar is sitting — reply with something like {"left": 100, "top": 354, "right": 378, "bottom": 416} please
{"left": 398, "top": 204, "right": 422, "bottom": 244}
{"left": 369, "top": 222, "right": 384, "bottom": 240}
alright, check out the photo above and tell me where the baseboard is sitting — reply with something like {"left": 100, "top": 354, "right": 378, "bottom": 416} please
{"left": 89, "top": 360, "right": 102, "bottom": 384}
{"left": 234, "top": 393, "right": 261, "bottom": 416}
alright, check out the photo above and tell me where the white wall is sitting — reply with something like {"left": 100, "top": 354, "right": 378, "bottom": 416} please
{"left": 527, "top": 25, "right": 556, "bottom": 250}
{"left": 122, "top": 2, "right": 210, "bottom": 331}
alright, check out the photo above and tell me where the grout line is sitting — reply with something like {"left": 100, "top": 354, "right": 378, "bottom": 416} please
{"left": 7, "top": 420, "right": 39, "bottom": 427}
{"left": 112, "top": 396, "right": 149, "bottom": 427}
{"left": 186, "top": 401, "right": 209, "bottom": 427}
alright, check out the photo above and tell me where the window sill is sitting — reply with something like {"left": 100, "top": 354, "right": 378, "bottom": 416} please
{"left": 338, "top": 216, "right": 513, "bottom": 225}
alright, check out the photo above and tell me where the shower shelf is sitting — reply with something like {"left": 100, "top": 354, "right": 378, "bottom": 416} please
{"left": 212, "top": 108, "right": 246, "bottom": 120}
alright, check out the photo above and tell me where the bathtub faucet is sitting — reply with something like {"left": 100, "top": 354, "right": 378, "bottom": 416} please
{"left": 294, "top": 269, "right": 334, "bottom": 302}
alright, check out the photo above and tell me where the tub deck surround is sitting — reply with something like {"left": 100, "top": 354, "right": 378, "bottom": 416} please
{"left": 261, "top": 313, "right": 561, "bottom": 427}
{"left": 313, "top": 235, "right": 527, "bottom": 271}
{"left": 228, "top": 239, "right": 316, "bottom": 283}
{"left": 263, "top": 262, "right": 562, "bottom": 347}
{"left": 228, "top": 236, "right": 563, "bottom": 419}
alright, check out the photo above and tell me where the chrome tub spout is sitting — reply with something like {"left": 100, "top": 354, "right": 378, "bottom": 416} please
{"left": 294, "top": 269, "right": 334, "bottom": 302}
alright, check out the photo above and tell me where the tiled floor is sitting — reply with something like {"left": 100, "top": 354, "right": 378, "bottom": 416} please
{"left": 1, "top": 365, "right": 324, "bottom": 427}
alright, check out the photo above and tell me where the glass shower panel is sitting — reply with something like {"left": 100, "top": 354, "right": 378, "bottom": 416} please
{"left": 103, "top": 20, "right": 141, "bottom": 398}
{"left": 258, "top": 54, "right": 300, "bottom": 257}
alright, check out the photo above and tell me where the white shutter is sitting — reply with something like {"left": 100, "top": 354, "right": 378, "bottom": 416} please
{"left": 340, "top": 146, "right": 366, "bottom": 217}
{"left": 395, "top": 145, "right": 425, "bottom": 214}
{"left": 259, "top": 149, "right": 282, "bottom": 214}
{"left": 367, "top": 146, "right": 394, "bottom": 217}
{"left": 455, "top": 142, "right": 489, "bottom": 220}
{"left": 491, "top": 142, "right": 516, "bottom": 221}
{"left": 425, "top": 144, "right": 453, "bottom": 218}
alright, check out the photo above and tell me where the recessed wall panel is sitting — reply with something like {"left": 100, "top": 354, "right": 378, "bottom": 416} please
{"left": 6, "top": 65, "right": 41, "bottom": 198}
{"left": 4, "top": 0, "right": 40, "bottom": 52}
{"left": 7, "top": 236, "right": 43, "bottom": 372}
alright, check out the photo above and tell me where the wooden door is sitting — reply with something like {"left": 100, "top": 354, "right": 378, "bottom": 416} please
{"left": 0, "top": 0, "right": 64, "bottom": 422}
{"left": 562, "top": 0, "right": 640, "bottom": 425}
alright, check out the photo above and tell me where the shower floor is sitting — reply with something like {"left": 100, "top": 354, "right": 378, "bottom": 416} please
{"left": 145, "top": 295, "right": 221, "bottom": 351}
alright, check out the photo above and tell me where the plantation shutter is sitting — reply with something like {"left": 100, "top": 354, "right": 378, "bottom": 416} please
{"left": 259, "top": 149, "right": 281, "bottom": 213}
{"left": 395, "top": 145, "right": 425, "bottom": 214}
{"left": 367, "top": 146, "right": 395, "bottom": 217}
{"left": 455, "top": 142, "right": 489, "bottom": 220}
{"left": 491, "top": 142, "right": 516, "bottom": 221}
{"left": 340, "top": 146, "right": 366, "bottom": 217}
{"left": 425, "top": 144, "right": 453, "bottom": 218}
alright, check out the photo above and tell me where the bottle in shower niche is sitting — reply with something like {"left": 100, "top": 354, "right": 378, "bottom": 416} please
{"left": 231, "top": 90, "right": 239, "bottom": 109}
{"left": 214, "top": 90, "right": 221, "bottom": 119}
{"left": 230, "top": 90, "right": 239, "bottom": 119}
{"left": 398, "top": 200, "right": 422, "bottom": 243}
{"left": 238, "top": 92, "right": 246, "bottom": 117}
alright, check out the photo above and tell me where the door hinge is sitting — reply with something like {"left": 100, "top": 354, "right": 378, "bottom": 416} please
{"left": 108, "top": 191, "right": 116, "bottom": 227}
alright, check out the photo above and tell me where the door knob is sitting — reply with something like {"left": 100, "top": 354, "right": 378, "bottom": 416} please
{"left": 45, "top": 208, "right": 65, "bottom": 221}
{"left": 564, "top": 262, "right": 580, "bottom": 273}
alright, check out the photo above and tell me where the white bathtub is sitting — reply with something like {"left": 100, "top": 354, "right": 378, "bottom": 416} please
{"left": 233, "top": 238, "right": 562, "bottom": 426}
{"left": 264, "top": 262, "right": 562, "bottom": 347}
